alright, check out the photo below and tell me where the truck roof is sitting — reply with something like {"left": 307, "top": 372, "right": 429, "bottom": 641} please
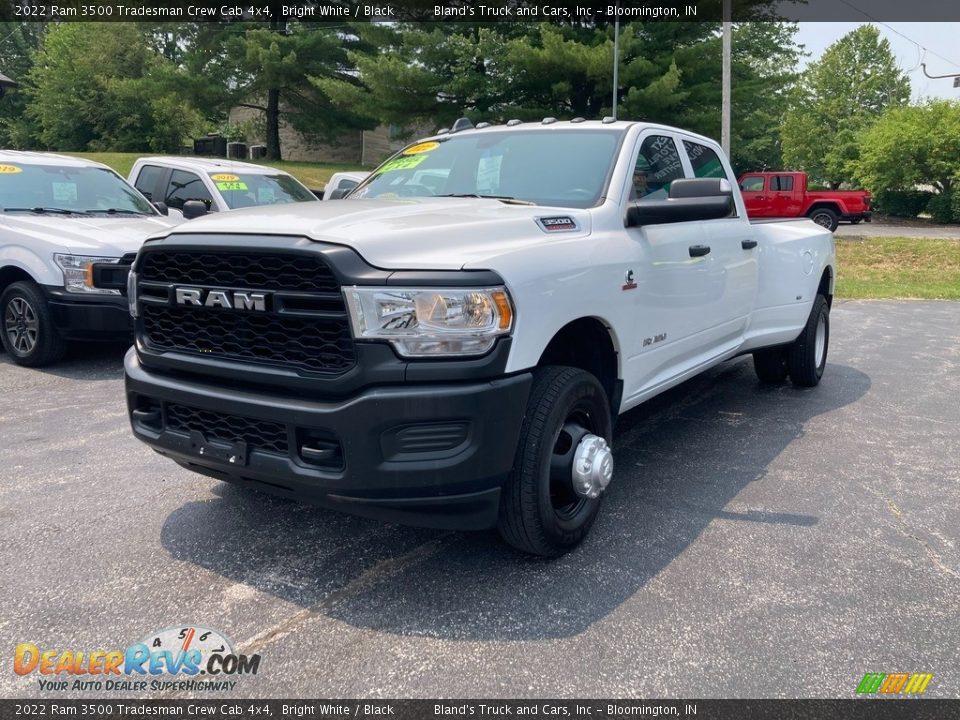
{"left": 0, "top": 149, "right": 113, "bottom": 170}
{"left": 421, "top": 119, "right": 720, "bottom": 148}
{"left": 134, "top": 156, "right": 294, "bottom": 176}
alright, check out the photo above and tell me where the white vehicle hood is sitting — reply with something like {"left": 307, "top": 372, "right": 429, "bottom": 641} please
{"left": 2, "top": 214, "right": 179, "bottom": 256}
{"left": 164, "top": 198, "right": 592, "bottom": 269}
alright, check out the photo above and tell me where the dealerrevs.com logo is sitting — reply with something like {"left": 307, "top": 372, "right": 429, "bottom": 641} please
{"left": 13, "top": 625, "right": 261, "bottom": 693}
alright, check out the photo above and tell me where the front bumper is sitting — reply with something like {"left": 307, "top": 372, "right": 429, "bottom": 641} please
{"left": 42, "top": 286, "right": 132, "bottom": 341}
{"left": 125, "top": 349, "right": 532, "bottom": 530}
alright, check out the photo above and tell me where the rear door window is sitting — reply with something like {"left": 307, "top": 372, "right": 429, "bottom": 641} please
{"left": 133, "top": 165, "right": 164, "bottom": 200}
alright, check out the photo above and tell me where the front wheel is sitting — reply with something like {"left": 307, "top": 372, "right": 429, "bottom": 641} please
{"left": 1, "top": 281, "right": 67, "bottom": 367}
{"left": 787, "top": 294, "right": 829, "bottom": 387}
{"left": 498, "top": 366, "right": 613, "bottom": 557}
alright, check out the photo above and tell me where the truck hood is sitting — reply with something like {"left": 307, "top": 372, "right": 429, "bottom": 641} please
{"left": 1, "top": 214, "right": 179, "bottom": 256}
{"left": 165, "top": 198, "right": 592, "bottom": 269}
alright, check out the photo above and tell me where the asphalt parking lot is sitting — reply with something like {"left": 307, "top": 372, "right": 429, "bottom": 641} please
{"left": 1, "top": 300, "right": 958, "bottom": 699}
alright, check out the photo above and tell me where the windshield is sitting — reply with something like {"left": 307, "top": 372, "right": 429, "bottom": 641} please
{"left": 350, "top": 129, "right": 624, "bottom": 208}
{"left": 210, "top": 172, "right": 316, "bottom": 209}
{"left": 0, "top": 163, "right": 155, "bottom": 215}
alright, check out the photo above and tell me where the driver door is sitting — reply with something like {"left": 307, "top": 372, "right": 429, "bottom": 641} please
{"left": 623, "top": 132, "right": 719, "bottom": 390}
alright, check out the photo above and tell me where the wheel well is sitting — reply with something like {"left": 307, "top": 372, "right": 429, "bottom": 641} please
{"left": 537, "top": 318, "right": 620, "bottom": 409}
{"left": 818, "top": 267, "right": 833, "bottom": 308}
{"left": 0, "top": 266, "right": 33, "bottom": 295}
{"left": 807, "top": 203, "right": 841, "bottom": 217}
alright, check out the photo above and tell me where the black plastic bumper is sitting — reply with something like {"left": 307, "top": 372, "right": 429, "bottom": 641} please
{"left": 125, "top": 349, "right": 532, "bottom": 530}
{"left": 43, "top": 286, "right": 132, "bottom": 341}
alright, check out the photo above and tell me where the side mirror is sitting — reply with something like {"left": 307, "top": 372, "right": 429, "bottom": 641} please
{"left": 182, "top": 200, "right": 208, "bottom": 220}
{"left": 626, "top": 178, "right": 734, "bottom": 227}
{"left": 328, "top": 188, "right": 350, "bottom": 200}
{"left": 152, "top": 201, "right": 169, "bottom": 216}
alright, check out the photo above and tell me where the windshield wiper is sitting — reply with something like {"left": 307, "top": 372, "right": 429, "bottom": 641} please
{"left": 2, "top": 207, "right": 81, "bottom": 215}
{"left": 435, "top": 193, "right": 536, "bottom": 206}
{"left": 83, "top": 208, "right": 149, "bottom": 215}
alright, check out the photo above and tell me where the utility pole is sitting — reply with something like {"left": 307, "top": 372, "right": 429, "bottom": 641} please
{"left": 612, "top": 3, "right": 620, "bottom": 120}
{"left": 721, "top": 0, "right": 732, "bottom": 157}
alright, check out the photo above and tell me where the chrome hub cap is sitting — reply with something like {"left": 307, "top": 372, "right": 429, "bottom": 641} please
{"left": 4, "top": 297, "right": 39, "bottom": 355}
{"left": 571, "top": 434, "right": 614, "bottom": 499}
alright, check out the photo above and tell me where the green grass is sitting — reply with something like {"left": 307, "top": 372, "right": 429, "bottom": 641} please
{"left": 836, "top": 237, "right": 960, "bottom": 300}
{"left": 63, "top": 152, "right": 365, "bottom": 190}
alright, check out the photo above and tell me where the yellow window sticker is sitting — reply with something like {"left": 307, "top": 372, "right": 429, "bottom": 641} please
{"left": 216, "top": 181, "right": 248, "bottom": 192}
{"left": 402, "top": 141, "right": 440, "bottom": 156}
{"left": 210, "top": 173, "right": 240, "bottom": 182}
{"left": 379, "top": 154, "right": 428, "bottom": 174}
{"left": 0, "top": 164, "right": 23, "bottom": 174}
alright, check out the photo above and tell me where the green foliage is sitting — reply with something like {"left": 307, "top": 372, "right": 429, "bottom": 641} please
{"left": 321, "top": 20, "right": 800, "bottom": 173}
{"left": 872, "top": 188, "right": 934, "bottom": 218}
{"left": 782, "top": 25, "right": 910, "bottom": 187}
{"left": 855, "top": 100, "right": 960, "bottom": 201}
{"left": 925, "top": 191, "right": 957, "bottom": 224}
{"left": 221, "top": 22, "right": 378, "bottom": 159}
{"left": 18, "top": 23, "right": 203, "bottom": 152}
{"left": 0, "top": 22, "right": 47, "bottom": 147}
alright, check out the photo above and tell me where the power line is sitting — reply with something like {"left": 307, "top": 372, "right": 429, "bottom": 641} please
{"left": 836, "top": 0, "right": 960, "bottom": 71}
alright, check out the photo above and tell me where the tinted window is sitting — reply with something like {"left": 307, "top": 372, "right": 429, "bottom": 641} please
{"left": 165, "top": 170, "right": 213, "bottom": 210}
{"left": 771, "top": 175, "right": 794, "bottom": 191}
{"left": 337, "top": 178, "right": 359, "bottom": 191}
{"left": 683, "top": 141, "right": 729, "bottom": 180}
{"left": 633, "top": 135, "right": 684, "bottom": 200}
{"left": 740, "top": 176, "right": 764, "bottom": 192}
{"left": 210, "top": 172, "right": 316, "bottom": 209}
{"left": 134, "top": 165, "right": 164, "bottom": 200}
{"left": 352, "top": 129, "right": 623, "bottom": 209}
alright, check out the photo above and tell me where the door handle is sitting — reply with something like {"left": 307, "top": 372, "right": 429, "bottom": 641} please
{"left": 741, "top": 239, "right": 758, "bottom": 249}
{"left": 688, "top": 245, "right": 711, "bottom": 257}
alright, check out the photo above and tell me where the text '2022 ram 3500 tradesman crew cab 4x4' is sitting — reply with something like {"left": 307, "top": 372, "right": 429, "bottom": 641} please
{"left": 0, "top": 151, "right": 178, "bottom": 367}
{"left": 124, "top": 119, "right": 835, "bottom": 556}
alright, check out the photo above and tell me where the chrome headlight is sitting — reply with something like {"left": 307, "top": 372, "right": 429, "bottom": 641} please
{"left": 53, "top": 254, "right": 121, "bottom": 295}
{"left": 343, "top": 286, "right": 514, "bottom": 357}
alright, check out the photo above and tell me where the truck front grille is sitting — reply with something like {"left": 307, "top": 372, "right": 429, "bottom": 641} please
{"left": 137, "top": 250, "right": 355, "bottom": 375}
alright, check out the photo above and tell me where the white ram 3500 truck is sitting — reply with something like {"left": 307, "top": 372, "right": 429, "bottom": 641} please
{"left": 125, "top": 120, "right": 834, "bottom": 556}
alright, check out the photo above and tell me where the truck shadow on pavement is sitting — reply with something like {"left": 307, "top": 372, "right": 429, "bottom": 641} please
{"left": 160, "top": 357, "right": 870, "bottom": 641}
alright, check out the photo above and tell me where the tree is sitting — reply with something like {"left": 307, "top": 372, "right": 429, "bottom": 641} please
{"left": 21, "top": 23, "right": 203, "bottom": 152}
{"left": 320, "top": 19, "right": 801, "bottom": 174}
{"left": 856, "top": 100, "right": 960, "bottom": 200}
{"left": 781, "top": 25, "right": 910, "bottom": 187}
{"left": 0, "top": 22, "right": 47, "bottom": 147}
{"left": 220, "top": 21, "right": 377, "bottom": 160}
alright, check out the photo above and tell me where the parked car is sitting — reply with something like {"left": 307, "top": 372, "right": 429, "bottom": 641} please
{"left": 124, "top": 119, "right": 834, "bottom": 556}
{"left": 129, "top": 157, "right": 318, "bottom": 219}
{"left": 322, "top": 171, "right": 367, "bottom": 200}
{"left": 737, "top": 170, "right": 871, "bottom": 232}
{"left": 0, "top": 151, "right": 178, "bottom": 366}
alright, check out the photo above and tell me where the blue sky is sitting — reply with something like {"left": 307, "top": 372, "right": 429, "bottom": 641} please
{"left": 793, "top": 23, "right": 960, "bottom": 101}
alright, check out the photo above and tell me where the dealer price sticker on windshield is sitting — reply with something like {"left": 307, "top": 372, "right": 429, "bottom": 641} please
{"left": 0, "top": 165, "right": 23, "bottom": 174}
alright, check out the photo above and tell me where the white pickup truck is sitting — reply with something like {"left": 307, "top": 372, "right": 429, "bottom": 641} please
{"left": 0, "top": 151, "right": 178, "bottom": 366}
{"left": 124, "top": 119, "right": 834, "bottom": 556}
{"left": 128, "top": 156, "right": 318, "bottom": 219}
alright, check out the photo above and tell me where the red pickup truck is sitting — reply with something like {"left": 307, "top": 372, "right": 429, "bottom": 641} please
{"left": 738, "top": 171, "right": 871, "bottom": 232}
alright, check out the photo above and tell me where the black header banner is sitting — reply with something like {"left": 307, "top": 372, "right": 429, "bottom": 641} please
{"left": 1, "top": 700, "right": 959, "bottom": 720}
{"left": 2, "top": 0, "right": 960, "bottom": 22}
